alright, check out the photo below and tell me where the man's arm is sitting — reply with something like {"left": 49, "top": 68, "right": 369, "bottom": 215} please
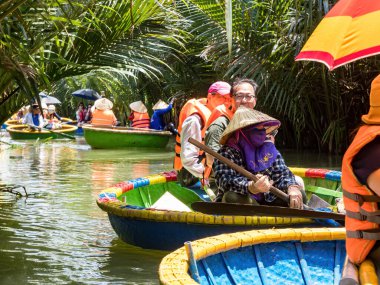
{"left": 205, "top": 116, "right": 229, "bottom": 153}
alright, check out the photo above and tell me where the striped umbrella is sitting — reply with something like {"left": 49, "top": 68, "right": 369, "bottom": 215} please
{"left": 296, "top": 0, "right": 380, "bottom": 71}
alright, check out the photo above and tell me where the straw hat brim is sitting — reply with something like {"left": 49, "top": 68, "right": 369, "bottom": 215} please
{"left": 94, "top": 98, "right": 113, "bottom": 110}
{"left": 152, "top": 100, "right": 169, "bottom": 110}
{"left": 220, "top": 106, "right": 280, "bottom": 145}
{"left": 130, "top": 101, "right": 147, "bottom": 113}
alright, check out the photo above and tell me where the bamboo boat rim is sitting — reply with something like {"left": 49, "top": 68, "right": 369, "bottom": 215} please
{"left": 158, "top": 227, "right": 346, "bottom": 285}
{"left": 96, "top": 169, "right": 340, "bottom": 226}
{"left": 7, "top": 124, "right": 77, "bottom": 133}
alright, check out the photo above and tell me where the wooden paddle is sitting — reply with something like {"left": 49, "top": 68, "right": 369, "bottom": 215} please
{"left": 27, "top": 124, "right": 75, "bottom": 139}
{"left": 191, "top": 201, "right": 345, "bottom": 220}
{"left": 189, "top": 137, "right": 327, "bottom": 210}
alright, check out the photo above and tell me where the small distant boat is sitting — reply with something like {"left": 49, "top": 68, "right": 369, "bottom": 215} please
{"left": 97, "top": 167, "right": 343, "bottom": 250}
{"left": 83, "top": 125, "right": 172, "bottom": 149}
{"left": 5, "top": 117, "right": 73, "bottom": 127}
{"left": 61, "top": 117, "right": 73, "bottom": 124}
{"left": 159, "top": 228, "right": 347, "bottom": 285}
{"left": 7, "top": 124, "right": 77, "bottom": 140}
{"left": 4, "top": 119, "right": 21, "bottom": 126}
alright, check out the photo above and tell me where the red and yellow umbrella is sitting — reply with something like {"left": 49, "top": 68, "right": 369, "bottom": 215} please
{"left": 296, "top": 0, "right": 380, "bottom": 70}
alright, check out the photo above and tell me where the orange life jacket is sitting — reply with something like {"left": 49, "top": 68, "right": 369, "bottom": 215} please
{"left": 131, "top": 112, "right": 150, "bottom": 128}
{"left": 205, "top": 104, "right": 234, "bottom": 129}
{"left": 91, "top": 109, "right": 117, "bottom": 126}
{"left": 342, "top": 125, "right": 380, "bottom": 264}
{"left": 173, "top": 98, "right": 211, "bottom": 171}
{"left": 203, "top": 105, "right": 234, "bottom": 179}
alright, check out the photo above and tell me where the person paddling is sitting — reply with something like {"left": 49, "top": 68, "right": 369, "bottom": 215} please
{"left": 214, "top": 106, "right": 306, "bottom": 209}
{"left": 150, "top": 99, "right": 174, "bottom": 131}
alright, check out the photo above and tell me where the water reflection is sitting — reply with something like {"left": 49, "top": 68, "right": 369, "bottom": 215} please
{"left": 0, "top": 140, "right": 173, "bottom": 285}
{"left": 0, "top": 139, "right": 342, "bottom": 284}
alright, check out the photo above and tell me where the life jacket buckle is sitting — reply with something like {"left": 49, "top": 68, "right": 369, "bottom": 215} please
{"left": 355, "top": 194, "right": 364, "bottom": 205}
{"left": 358, "top": 213, "right": 367, "bottom": 221}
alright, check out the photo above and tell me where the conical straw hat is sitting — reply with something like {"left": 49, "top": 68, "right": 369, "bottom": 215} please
{"left": 94, "top": 98, "right": 113, "bottom": 110}
{"left": 129, "top": 101, "right": 147, "bottom": 113}
{"left": 152, "top": 100, "right": 169, "bottom": 110}
{"left": 220, "top": 106, "right": 281, "bottom": 145}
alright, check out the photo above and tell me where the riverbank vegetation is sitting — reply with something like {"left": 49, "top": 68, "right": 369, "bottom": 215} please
{"left": 1, "top": 0, "right": 378, "bottom": 153}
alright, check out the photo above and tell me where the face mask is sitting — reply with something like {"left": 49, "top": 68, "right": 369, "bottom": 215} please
{"left": 240, "top": 126, "right": 266, "bottom": 147}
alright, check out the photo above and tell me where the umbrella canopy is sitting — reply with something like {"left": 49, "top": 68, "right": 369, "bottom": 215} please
{"left": 296, "top": 0, "right": 380, "bottom": 70}
{"left": 72, "top": 89, "right": 101, "bottom": 101}
{"left": 39, "top": 92, "right": 61, "bottom": 105}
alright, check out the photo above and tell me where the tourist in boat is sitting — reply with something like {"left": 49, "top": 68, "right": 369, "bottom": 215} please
{"left": 174, "top": 81, "right": 232, "bottom": 187}
{"left": 16, "top": 106, "right": 28, "bottom": 121}
{"left": 76, "top": 102, "right": 86, "bottom": 126}
{"left": 84, "top": 103, "right": 93, "bottom": 122}
{"left": 205, "top": 78, "right": 258, "bottom": 153}
{"left": 22, "top": 103, "right": 45, "bottom": 128}
{"left": 45, "top": 105, "right": 62, "bottom": 129}
{"left": 150, "top": 99, "right": 173, "bottom": 131}
{"left": 214, "top": 106, "right": 305, "bottom": 209}
{"left": 342, "top": 74, "right": 380, "bottom": 269}
{"left": 91, "top": 98, "right": 117, "bottom": 126}
{"left": 41, "top": 102, "right": 49, "bottom": 119}
{"left": 128, "top": 101, "right": 150, "bottom": 128}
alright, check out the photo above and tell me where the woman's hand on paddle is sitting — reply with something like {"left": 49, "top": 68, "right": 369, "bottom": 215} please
{"left": 288, "top": 185, "right": 303, "bottom": 209}
{"left": 248, "top": 174, "right": 272, "bottom": 194}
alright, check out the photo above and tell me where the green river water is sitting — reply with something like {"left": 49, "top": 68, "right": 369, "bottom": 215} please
{"left": 0, "top": 135, "right": 342, "bottom": 285}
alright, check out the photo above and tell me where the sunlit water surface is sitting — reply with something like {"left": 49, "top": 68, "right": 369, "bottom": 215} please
{"left": 0, "top": 135, "right": 342, "bottom": 284}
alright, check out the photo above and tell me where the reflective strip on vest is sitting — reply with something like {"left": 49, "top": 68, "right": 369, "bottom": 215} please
{"left": 132, "top": 112, "right": 150, "bottom": 128}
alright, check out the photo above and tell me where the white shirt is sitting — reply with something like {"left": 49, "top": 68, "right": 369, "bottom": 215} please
{"left": 180, "top": 114, "right": 204, "bottom": 178}
{"left": 23, "top": 113, "right": 44, "bottom": 128}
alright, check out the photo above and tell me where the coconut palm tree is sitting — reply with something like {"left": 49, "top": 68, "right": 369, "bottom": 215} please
{"left": 176, "top": 0, "right": 379, "bottom": 153}
{"left": 0, "top": 0, "right": 187, "bottom": 123}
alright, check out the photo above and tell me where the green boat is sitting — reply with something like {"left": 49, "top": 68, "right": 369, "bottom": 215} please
{"left": 7, "top": 124, "right": 77, "bottom": 140}
{"left": 83, "top": 125, "right": 172, "bottom": 149}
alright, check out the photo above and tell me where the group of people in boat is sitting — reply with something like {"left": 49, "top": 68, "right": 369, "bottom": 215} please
{"left": 173, "top": 76, "right": 380, "bottom": 273}
{"left": 173, "top": 79, "right": 305, "bottom": 209}
{"left": 76, "top": 102, "right": 93, "bottom": 126}
{"left": 75, "top": 95, "right": 174, "bottom": 131}
{"left": 128, "top": 99, "right": 174, "bottom": 130}
{"left": 15, "top": 103, "right": 63, "bottom": 130}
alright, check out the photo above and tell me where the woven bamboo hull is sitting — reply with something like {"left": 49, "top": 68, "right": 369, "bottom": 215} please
{"left": 159, "top": 228, "right": 347, "bottom": 285}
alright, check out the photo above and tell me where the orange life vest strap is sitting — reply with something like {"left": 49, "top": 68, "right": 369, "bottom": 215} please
{"left": 343, "top": 190, "right": 380, "bottom": 205}
{"left": 346, "top": 229, "right": 380, "bottom": 240}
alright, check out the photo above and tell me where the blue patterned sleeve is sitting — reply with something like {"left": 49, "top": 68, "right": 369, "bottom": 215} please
{"left": 214, "top": 147, "right": 249, "bottom": 195}
{"left": 269, "top": 153, "right": 297, "bottom": 191}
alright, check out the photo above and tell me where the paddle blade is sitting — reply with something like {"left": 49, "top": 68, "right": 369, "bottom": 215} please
{"left": 191, "top": 201, "right": 345, "bottom": 221}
